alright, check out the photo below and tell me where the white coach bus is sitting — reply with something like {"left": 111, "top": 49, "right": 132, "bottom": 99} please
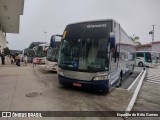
{"left": 34, "top": 43, "right": 49, "bottom": 64}
{"left": 57, "top": 19, "right": 135, "bottom": 93}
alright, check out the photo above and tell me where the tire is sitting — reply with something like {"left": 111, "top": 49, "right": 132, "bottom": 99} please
{"left": 138, "top": 62, "right": 143, "bottom": 67}
{"left": 120, "top": 71, "right": 123, "bottom": 86}
{"left": 119, "top": 77, "right": 122, "bottom": 87}
{"left": 101, "top": 88, "right": 109, "bottom": 94}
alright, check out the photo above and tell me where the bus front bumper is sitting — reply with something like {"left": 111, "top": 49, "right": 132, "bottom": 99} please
{"left": 58, "top": 75, "right": 109, "bottom": 92}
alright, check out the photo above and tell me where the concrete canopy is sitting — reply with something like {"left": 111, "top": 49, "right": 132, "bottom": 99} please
{"left": 0, "top": 0, "right": 24, "bottom": 33}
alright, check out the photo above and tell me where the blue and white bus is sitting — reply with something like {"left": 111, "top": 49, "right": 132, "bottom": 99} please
{"left": 45, "top": 35, "right": 61, "bottom": 71}
{"left": 57, "top": 19, "right": 135, "bottom": 93}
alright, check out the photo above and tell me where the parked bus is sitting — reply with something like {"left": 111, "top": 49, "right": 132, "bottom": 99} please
{"left": 57, "top": 19, "right": 135, "bottom": 93}
{"left": 135, "top": 51, "right": 157, "bottom": 67}
{"left": 34, "top": 43, "right": 49, "bottom": 64}
{"left": 45, "top": 35, "right": 61, "bottom": 71}
{"left": 23, "top": 48, "right": 35, "bottom": 63}
{"left": 24, "top": 42, "right": 46, "bottom": 63}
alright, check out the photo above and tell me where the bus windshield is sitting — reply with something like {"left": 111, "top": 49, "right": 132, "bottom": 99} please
{"left": 35, "top": 46, "right": 47, "bottom": 57}
{"left": 28, "top": 49, "right": 35, "bottom": 57}
{"left": 58, "top": 22, "right": 111, "bottom": 72}
{"left": 46, "top": 48, "right": 58, "bottom": 62}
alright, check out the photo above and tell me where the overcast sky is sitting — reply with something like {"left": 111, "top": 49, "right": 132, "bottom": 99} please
{"left": 7, "top": 0, "right": 160, "bottom": 50}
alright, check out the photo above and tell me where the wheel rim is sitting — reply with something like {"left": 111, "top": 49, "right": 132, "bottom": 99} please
{"left": 139, "top": 62, "right": 143, "bottom": 67}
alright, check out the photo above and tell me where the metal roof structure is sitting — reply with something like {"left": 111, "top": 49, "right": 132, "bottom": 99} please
{"left": 0, "top": 0, "right": 24, "bottom": 33}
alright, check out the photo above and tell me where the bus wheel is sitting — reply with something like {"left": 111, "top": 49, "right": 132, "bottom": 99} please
{"left": 101, "top": 89, "right": 109, "bottom": 94}
{"left": 120, "top": 71, "right": 123, "bottom": 86}
{"left": 138, "top": 62, "right": 143, "bottom": 67}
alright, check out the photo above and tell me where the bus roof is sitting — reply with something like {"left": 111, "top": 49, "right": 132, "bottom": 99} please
{"left": 38, "top": 43, "right": 49, "bottom": 47}
{"left": 136, "top": 51, "right": 156, "bottom": 53}
{"left": 67, "top": 19, "right": 118, "bottom": 26}
{"left": 29, "top": 42, "right": 47, "bottom": 49}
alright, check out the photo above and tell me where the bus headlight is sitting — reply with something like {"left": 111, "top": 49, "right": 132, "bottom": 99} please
{"left": 93, "top": 75, "right": 109, "bottom": 80}
{"left": 59, "top": 71, "right": 64, "bottom": 76}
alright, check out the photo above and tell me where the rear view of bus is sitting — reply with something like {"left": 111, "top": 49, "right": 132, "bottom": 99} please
{"left": 57, "top": 19, "right": 135, "bottom": 93}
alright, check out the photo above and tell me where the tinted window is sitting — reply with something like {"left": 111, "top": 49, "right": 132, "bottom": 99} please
{"left": 46, "top": 48, "right": 59, "bottom": 62}
{"left": 58, "top": 22, "right": 111, "bottom": 72}
{"left": 35, "top": 46, "right": 47, "bottom": 57}
{"left": 136, "top": 52, "right": 144, "bottom": 57}
{"left": 145, "top": 52, "right": 152, "bottom": 62}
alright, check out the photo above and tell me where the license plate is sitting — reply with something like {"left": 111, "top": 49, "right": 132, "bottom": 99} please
{"left": 73, "top": 83, "right": 81, "bottom": 87}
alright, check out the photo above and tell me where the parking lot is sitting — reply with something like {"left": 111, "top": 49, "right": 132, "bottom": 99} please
{"left": 0, "top": 63, "right": 159, "bottom": 120}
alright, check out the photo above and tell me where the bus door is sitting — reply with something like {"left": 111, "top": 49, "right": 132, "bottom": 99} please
{"left": 110, "top": 45, "right": 119, "bottom": 86}
{"left": 145, "top": 52, "right": 152, "bottom": 63}
{"left": 119, "top": 48, "right": 132, "bottom": 77}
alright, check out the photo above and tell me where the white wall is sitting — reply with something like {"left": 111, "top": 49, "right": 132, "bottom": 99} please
{"left": 152, "top": 43, "right": 160, "bottom": 53}
{"left": 137, "top": 46, "right": 151, "bottom": 51}
{"left": 0, "top": 30, "right": 6, "bottom": 53}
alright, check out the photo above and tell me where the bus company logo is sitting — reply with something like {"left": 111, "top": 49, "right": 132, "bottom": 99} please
{"left": 87, "top": 24, "right": 107, "bottom": 28}
{"left": 2, "top": 112, "right": 11, "bottom": 117}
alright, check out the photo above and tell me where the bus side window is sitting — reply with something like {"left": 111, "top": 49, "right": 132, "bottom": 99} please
{"left": 128, "top": 52, "right": 134, "bottom": 61}
{"left": 136, "top": 52, "right": 144, "bottom": 57}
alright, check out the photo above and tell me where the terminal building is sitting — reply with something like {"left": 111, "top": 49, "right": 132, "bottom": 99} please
{"left": 136, "top": 43, "right": 152, "bottom": 51}
{"left": 0, "top": 0, "right": 24, "bottom": 53}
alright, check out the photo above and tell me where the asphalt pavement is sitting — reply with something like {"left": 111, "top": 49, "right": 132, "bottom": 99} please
{"left": 0, "top": 62, "right": 159, "bottom": 120}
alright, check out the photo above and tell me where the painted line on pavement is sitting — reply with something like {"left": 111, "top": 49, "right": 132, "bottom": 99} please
{"left": 127, "top": 70, "right": 144, "bottom": 91}
{"left": 125, "top": 70, "right": 146, "bottom": 119}
{"left": 147, "top": 80, "right": 160, "bottom": 85}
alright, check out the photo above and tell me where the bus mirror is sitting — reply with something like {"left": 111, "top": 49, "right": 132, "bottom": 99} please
{"left": 109, "top": 32, "right": 116, "bottom": 50}
{"left": 50, "top": 35, "right": 56, "bottom": 48}
{"left": 43, "top": 47, "right": 49, "bottom": 53}
{"left": 33, "top": 47, "right": 37, "bottom": 52}
{"left": 50, "top": 34, "right": 62, "bottom": 48}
